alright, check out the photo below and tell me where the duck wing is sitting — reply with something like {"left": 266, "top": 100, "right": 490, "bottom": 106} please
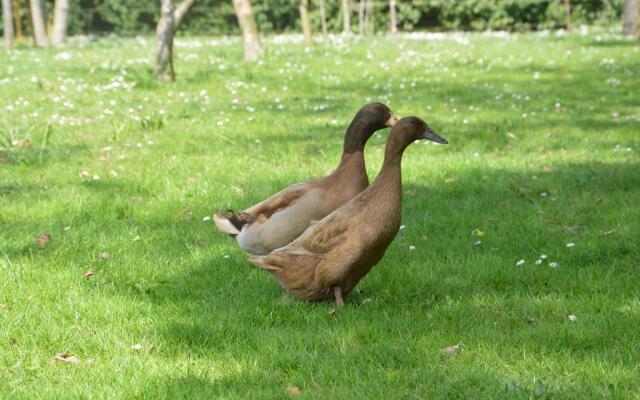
{"left": 242, "top": 182, "right": 313, "bottom": 218}
{"left": 214, "top": 181, "right": 313, "bottom": 235}
{"left": 247, "top": 211, "right": 363, "bottom": 298}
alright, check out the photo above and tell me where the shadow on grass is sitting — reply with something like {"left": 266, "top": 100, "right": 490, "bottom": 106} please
{"left": 156, "top": 159, "right": 640, "bottom": 297}
{"left": 0, "top": 143, "right": 91, "bottom": 167}
{"left": 137, "top": 161, "right": 640, "bottom": 397}
{"left": 587, "top": 38, "right": 640, "bottom": 48}
{"left": 4, "top": 147, "right": 638, "bottom": 396}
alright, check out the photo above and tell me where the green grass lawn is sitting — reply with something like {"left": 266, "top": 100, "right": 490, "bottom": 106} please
{"left": 1, "top": 30, "right": 639, "bottom": 399}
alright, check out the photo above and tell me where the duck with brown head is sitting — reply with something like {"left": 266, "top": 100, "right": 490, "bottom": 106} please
{"left": 248, "top": 116, "right": 448, "bottom": 312}
{"left": 214, "top": 103, "right": 398, "bottom": 255}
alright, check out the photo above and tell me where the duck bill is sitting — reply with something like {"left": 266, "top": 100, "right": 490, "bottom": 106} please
{"left": 424, "top": 129, "right": 448, "bottom": 144}
{"left": 385, "top": 113, "right": 399, "bottom": 127}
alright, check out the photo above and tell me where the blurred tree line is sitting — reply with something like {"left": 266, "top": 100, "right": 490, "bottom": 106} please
{"left": 5, "top": 0, "right": 624, "bottom": 37}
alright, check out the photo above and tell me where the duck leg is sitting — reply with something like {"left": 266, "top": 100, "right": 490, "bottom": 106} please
{"left": 278, "top": 288, "right": 291, "bottom": 305}
{"left": 329, "top": 286, "right": 344, "bottom": 315}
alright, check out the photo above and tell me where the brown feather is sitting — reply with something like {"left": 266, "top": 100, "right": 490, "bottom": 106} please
{"left": 247, "top": 117, "right": 446, "bottom": 304}
{"left": 214, "top": 103, "right": 398, "bottom": 255}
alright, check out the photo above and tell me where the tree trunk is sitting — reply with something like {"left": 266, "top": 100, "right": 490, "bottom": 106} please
{"left": 358, "top": 0, "right": 364, "bottom": 35}
{"left": 389, "top": 0, "right": 397, "bottom": 44}
{"left": 2, "top": 0, "right": 14, "bottom": 49}
{"left": 622, "top": 0, "right": 638, "bottom": 36}
{"left": 232, "top": 0, "right": 262, "bottom": 61}
{"left": 563, "top": 0, "right": 571, "bottom": 29}
{"left": 154, "top": 0, "right": 196, "bottom": 82}
{"left": 155, "top": 0, "right": 176, "bottom": 81}
{"left": 51, "top": 0, "right": 69, "bottom": 46}
{"left": 318, "top": 0, "right": 327, "bottom": 36}
{"left": 299, "top": 0, "right": 312, "bottom": 45}
{"left": 30, "top": 0, "right": 49, "bottom": 47}
{"left": 174, "top": 0, "right": 195, "bottom": 26}
{"left": 365, "top": 0, "right": 373, "bottom": 34}
{"left": 12, "top": 0, "right": 24, "bottom": 41}
{"left": 341, "top": 0, "right": 350, "bottom": 34}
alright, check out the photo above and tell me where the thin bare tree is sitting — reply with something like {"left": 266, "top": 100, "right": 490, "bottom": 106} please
{"left": 365, "top": 0, "right": 373, "bottom": 34}
{"left": 341, "top": 0, "right": 351, "bottom": 34}
{"left": 232, "top": 0, "right": 262, "bottom": 61}
{"left": 2, "top": 0, "right": 14, "bottom": 49}
{"left": 299, "top": 0, "right": 313, "bottom": 45}
{"left": 51, "top": 0, "right": 70, "bottom": 46}
{"left": 563, "top": 0, "right": 571, "bottom": 29}
{"left": 12, "top": 0, "right": 24, "bottom": 42}
{"left": 389, "top": 0, "right": 397, "bottom": 43}
{"left": 318, "top": 0, "right": 327, "bottom": 36}
{"left": 30, "top": 0, "right": 49, "bottom": 47}
{"left": 622, "top": 0, "right": 638, "bottom": 36}
{"left": 155, "top": 0, "right": 196, "bottom": 81}
{"left": 358, "top": 0, "right": 365, "bottom": 35}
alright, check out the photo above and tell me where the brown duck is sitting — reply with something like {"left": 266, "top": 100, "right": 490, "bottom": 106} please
{"left": 248, "top": 116, "right": 448, "bottom": 310}
{"left": 214, "top": 103, "right": 398, "bottom": 255}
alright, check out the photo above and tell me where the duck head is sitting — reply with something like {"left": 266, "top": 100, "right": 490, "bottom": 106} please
{"left": 394, "top": 116, "right": 447, "bottom": 145}
{"left": 383, "top": 116, "right": 447, "bottom": 162}
{"left": 355, "top": 102, "right": 399, "bottom": 130}
{"left": 344, "top": 103, "right": 398, "bottom": 153}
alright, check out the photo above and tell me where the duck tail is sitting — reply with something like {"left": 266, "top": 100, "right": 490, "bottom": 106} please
{"left": 247, "top": 254, "right": 281, "bottom": 272}
{"left": 213, "top": 212, "right": 241, "bottom": 235}
{"left": 214, "top": 210, "right": 258, "bottom": 236}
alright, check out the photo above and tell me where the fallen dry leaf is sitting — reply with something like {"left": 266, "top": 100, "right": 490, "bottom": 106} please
{"left": 82, "top": 269, "right": 96, "bottom": 279}
{"left": 443, "top": 343, "right": 462, "bottom": 356}
{"left": 12, "top": 139, "right": 32, "bottom": 148}
{"left": 542, "top": 166, "right": 554, "bottom": 173}
{"left": 568, "top": 315, "right": 577, "bottom": 322}
{"left": 285, "top": 386, "right": 301, "bottom": 396}
{"left": 404, "top": 189, "right": 417, "bottom": 196}
{"left": 603, "top": 229, "right": 616, "bottom": 236}
{"left": 472, "top": 228, "right": 485, "bottom": 237}
{"left": 564, "top": 225, "right": 581, "bottom": 233}
{"left": 177, "top": 208, "right": 193, "bottom": 222}
{"left": 36, "top": 234, "right": 51, "bottom": 248}
{"left": 9, "top": 338, "right": 17, "bottom": 345}
{"left": 55, "top": 353, "right": 80, "bottom": 364}
{"left": 131, "top": 341, "right": 154, "bottom": 353}
{"left": 525, "top": 316, "right": 536, "bottom": 325}
{"left": 99, "top": 252, "right": 110, "bottom": 261}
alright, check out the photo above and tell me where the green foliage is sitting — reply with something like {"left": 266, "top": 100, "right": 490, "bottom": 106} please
{"left": 1, "top": 31, "right": 639, "bottom": 398}
{"left": 409, "top": 0, "right": 624, "bottom": 31}
{"left": 18, "top": 0, "right": 626, "bottom": 37}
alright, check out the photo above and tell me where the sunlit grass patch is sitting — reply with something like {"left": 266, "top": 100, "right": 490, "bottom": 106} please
{"left": 1, "top": 31, "right": 639, "bottom": 398}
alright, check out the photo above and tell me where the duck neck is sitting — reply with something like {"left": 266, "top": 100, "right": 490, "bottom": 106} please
{"left": 342, "top": 118, "right": 373, "bottom": 155}
{"left": 370, "top": 137, "right": 407, "bottom": 194}
{"left": 335, "top": 118, "right": 373, "bottom": 173}
{"left": 336, "top": 150, "right": 365, "bottom": 174}
{"left": 380, "top": 132, "right": 409, "bottom": 172}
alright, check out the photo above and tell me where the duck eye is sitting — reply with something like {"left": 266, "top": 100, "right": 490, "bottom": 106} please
{"left": 410, "top": 119, "right": 417, "bottom": 125}
{"left": 375, "top": 105, "right": 384, "bottom": 112}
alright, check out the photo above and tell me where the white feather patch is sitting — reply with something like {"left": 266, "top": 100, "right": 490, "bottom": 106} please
{"left": 213, "top": 214, "right": 240, "bottom": 235}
